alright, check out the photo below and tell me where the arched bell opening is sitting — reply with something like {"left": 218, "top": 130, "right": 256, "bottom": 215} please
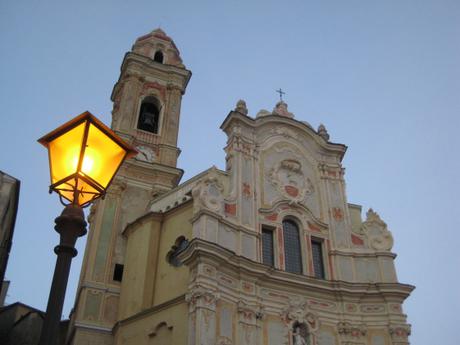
{"left": 153, "top": 50, "right": 164, "bottom": 63}
{"left": 137, "top": 96, "right": 161, "bottom": 134}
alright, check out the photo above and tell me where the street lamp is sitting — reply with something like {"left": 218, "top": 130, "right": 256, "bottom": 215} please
{"left": 37, "top": 111, "right": 136, "bottom": 345}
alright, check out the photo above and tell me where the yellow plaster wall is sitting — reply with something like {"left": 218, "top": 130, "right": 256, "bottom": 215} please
{"left": 115, "top": 302, "right": 188, "bottom": 345}
{"left": 119, "top": 216, "right": 162, "bottom": 319}
{"left": 153, "top": 204, "right": 193, "bottom": 306}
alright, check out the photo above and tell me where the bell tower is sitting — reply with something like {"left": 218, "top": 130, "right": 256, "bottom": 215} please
{"left": 111, "top": 27, "right": 191, "bottom": 190}
{"left": 68, "top": 29, "right": 191, "bottom": 345}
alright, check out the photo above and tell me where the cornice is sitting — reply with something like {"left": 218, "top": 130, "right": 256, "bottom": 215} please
{"left": 178, "top": 238, "right": 415, "bottom": 301}
{"left": 330, "top": 249, "right": 397, "bottom": 259}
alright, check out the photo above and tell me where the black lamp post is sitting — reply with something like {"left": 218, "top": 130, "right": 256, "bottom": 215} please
{"left": 37, "top": 111, "right": 136, "bottom": 345}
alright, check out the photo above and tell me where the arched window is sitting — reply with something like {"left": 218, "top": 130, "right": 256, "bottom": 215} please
{"left": 282, "top": 219, "right": 302, "bottom": 274}
{"left": 154, "top": 50, "right": 164, "bottom": 63}
{"left": 137, "top": 97, "right": 160, "bottom": 134}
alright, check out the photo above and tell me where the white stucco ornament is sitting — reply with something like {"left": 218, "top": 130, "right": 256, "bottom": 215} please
{"left": 191, "top": 168, "right": 224, "bottom": 213}
{"left": 135, "top": 145, "right": 156, "bottom": 163}
{"left": 361, "top": 209, "right": 394, "bottom": 251}
{"left": 268, "top": 159, "right": 314, "bottom": 204}
{"left": 282, "top": 297, "right": 320, "bottom": 334}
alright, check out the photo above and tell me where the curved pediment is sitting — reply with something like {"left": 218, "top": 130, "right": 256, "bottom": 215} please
{"left": 220, "top": 111, "right": 347, "bottom": 163}
{"left": 259, "top": 200, "right": 328, "bottom": 235}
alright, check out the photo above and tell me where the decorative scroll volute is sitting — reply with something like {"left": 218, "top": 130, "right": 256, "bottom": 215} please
{"left": 361, "top": 209, "right": 394, "bottom": 251}
{"left": 191, "top": 168, "right": 225, "bottom": 214}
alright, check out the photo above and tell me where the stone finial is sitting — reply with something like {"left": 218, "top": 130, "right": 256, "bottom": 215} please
{"left": 272, "top": 101, "right": 294, "bottom": 118}
{"left": 235, "top": 100, "right": 248, "bottom": 115}
{"left": 317, "top": 124, "right": 330, "bottom": 141}
{"left": 365, "top": 208, "right": 381, "bottom": 222}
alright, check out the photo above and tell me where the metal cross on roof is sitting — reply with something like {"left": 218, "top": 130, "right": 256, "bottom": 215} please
{"left": 276, "top": 88, "right": 286, "bottom": 101}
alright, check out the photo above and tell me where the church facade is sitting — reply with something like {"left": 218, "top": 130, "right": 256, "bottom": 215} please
{"left": 67, "top": 29, "right": 413, "bottom": 345}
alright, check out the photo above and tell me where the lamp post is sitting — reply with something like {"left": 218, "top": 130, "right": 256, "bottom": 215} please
{"left": 37, "top": 111, "right": 136, "bottom": 345}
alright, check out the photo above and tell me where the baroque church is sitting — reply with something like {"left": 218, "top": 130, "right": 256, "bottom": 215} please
{"left": 66, "top": 28, "right": 414, "bottom": 345}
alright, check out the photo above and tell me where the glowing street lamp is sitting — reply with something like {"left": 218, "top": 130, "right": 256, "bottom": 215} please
{"left": 37, "top": 111, "right": 136, "bottom": 345}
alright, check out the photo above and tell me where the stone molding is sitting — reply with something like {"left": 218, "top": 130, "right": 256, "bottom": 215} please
{"left": 185, "top": 285, "right": 219, "bottom": 312}
{"left": 178, "top": 238, "right": 414, "bottom": 300}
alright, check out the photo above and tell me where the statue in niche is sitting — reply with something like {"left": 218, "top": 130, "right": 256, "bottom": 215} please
{"left": 292, "top": 322, "right": 309, "bottom": 345}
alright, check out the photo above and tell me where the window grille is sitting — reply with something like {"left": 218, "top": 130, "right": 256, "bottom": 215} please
{"left": 262, "top": 227, "right": 274, "bottom": 266}
{"left": 311, "top": 240, "right": 325, "bottom": 279}
{"left": 282, "top": 220, "right": 302, "bottom": 274}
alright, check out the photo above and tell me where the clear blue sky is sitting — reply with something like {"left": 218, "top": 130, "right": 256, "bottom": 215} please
{"left": 1, "top": 1, "right": 459, "bottom": 344}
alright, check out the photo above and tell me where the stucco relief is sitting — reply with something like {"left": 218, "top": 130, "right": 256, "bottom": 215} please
{"left": 270, "top": 127, "right": 298, "bottom": 140}
{"left": 281, "top": 297, "right": 320, "bottom": 334}
{"left": 262, "top": 143, "right": 320, "bottom": 217}
{"left": 237, "top": 302, "right": 260, "bottom": 345}
{"left": 237, "top": 301, "right": 262, "bottom": 325}
{"left": 361, "top": 209, "right": 394, "bottom": 251}
{"left": 268, "top": 159, "right": 314, "bottom": 204}
{"left": 337, "top": 321, "right": 367, "bottom": 344}
{"left": 216, "top": 336, "right": 232, "bottom": 345}
{"left": 389, "top": 324, "right": 411, "bottom": 342}
{"left": 135, "top": 145, "right": 157, "bottom": 163}
{"left": 185, "top": 285, "right": 219, "bottom": 312}
{"left": 191, "top": 170, "right": 225, "bottom": 214}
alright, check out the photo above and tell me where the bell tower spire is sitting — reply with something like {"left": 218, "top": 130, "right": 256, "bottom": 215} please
{"left": 68, "top": 29, "right": 191, "bottom": 345}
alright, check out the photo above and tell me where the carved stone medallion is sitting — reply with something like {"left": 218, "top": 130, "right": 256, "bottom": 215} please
{"left": 268, "top": 159, "right": 314, "bottom": 203}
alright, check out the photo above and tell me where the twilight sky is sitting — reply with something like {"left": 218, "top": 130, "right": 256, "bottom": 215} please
{"left": 1, "top": 1, "right": 459, "bottom": 344}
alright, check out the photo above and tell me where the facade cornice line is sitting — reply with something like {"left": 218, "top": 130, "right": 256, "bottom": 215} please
{"left": 73, "top": 322, "right": 112, "bottom": 333}
{"left": 330, "top": 250, "right": 397, "bottom": 259}
{"left": 179, "top": 238, "right": 414, "bottom": 300}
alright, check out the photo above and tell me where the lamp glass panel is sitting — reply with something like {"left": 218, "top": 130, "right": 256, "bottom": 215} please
{"left": 83, "top": 123, "right": 126, "bottom": 189}
{"left": 48, "top": 122, "right": 86, "bottom": 185}
{"left": 54, "top": 175, "right": 101, "bottom": 206}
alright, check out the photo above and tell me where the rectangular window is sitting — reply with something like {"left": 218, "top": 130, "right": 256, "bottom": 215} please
{"left": 262, "top": 227, "right": 274, "bottom": 266}
{"left": 113, "top": 263, "right": 124, "bottom": 282}
{"left": 311, "top": 240, "right": 325, "bottom": 279}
